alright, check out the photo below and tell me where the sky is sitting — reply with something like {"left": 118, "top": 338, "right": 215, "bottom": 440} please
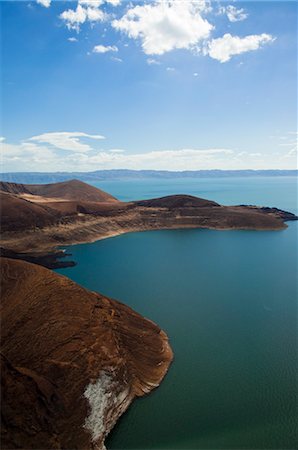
{"left": 1, "top": 0, "right": 297, "bottom": 172}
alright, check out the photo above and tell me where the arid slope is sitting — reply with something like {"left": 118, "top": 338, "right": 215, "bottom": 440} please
{"left": 1, "top": 257, "right": 173, "bottom": 449}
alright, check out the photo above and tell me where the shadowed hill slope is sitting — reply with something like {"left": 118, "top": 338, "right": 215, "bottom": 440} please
{"left": 0, "top": 182, "right": 32, "bottom": 195}
{"left": 0, "top": 257, "right": 173, "bottom": 450}
{"left": 0, "top": 191, "right": 60, "bottom": 232}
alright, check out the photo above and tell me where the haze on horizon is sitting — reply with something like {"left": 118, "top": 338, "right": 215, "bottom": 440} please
{"left": 1, "top": 0, "right": 297, "bottom": 172}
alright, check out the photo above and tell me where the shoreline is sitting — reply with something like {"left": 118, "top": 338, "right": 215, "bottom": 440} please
{"left": 1, "top": 219, "right": 289, "bottom": 269}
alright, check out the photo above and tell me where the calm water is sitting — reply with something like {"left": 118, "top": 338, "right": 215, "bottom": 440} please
{"left": 57, "top": 177, "right": 298, "bottom": 449}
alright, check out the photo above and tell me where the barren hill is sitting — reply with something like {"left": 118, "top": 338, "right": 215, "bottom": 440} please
{"left": 134, "top": 194, "right": 219, "bottom": 208}
{"left": 0, "top": 257, "right": 173, "bottom": 450}
{"left": 28, "top": 179, "right": 118, "bottom": 203}
{"left": 0, "top": 191, "right": 60, "bottom": 232}
{"left": 0, "top": 179, "right": 118, "bottom": 203}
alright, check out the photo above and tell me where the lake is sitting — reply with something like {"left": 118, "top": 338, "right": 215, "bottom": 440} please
{"left": 56, "top": 176, "right": 297, "bottom": 449}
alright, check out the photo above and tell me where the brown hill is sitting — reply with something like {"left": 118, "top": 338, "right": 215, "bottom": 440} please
{"left": 0, "top": 191, "right": 60, "bottom": 232}
{"left": 0, "top": 181, "right": 31, "bottom": 195}
{"left": 134, "top": 194, "right": 219, "bottom": 208}
{"left": 0, "top": 257, "right": 173, "bottom": 449}
{"left": 27, "top": 179, "right": 118, "bottom": 203}
{"left": 0, "top": 179, "right": 118, "bottom": 203}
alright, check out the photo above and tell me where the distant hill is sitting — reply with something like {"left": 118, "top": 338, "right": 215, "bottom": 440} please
{"left": 134, "top": 194, "right": 219, "bottom": 208}
{"left": 0, "top": 180, "right": 119, "bottom": 232}
{"left": 0, "top": 169, "right": 297, "bottom": 184}
{"left": 0, "top": 179, "right": 118, "bottom": 202}
{"left": 27, "top": 179, "right": 118, "bottom": 202}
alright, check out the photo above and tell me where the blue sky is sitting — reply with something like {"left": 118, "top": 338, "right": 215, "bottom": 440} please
{"left": 1, "top": 0, "right": 297, "bottom": 171}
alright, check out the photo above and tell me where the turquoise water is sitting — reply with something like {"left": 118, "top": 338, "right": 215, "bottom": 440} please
{"left": 57, "top": 177, "right": 297, "bottom": 449}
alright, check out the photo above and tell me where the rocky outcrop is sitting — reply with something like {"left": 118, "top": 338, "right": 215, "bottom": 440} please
{"left": 0, "top": 257, "right": 173, "bottom": 449}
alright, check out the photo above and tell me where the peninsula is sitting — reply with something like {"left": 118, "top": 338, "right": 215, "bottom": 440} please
{"left": 0, "top": 179, "right": 296, "bottom": 267}
{"left": 1, "top": 257, "right": 173, "bottom": 449}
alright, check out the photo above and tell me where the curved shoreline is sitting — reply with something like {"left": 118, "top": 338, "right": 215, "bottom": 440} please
{"left": 1, "top": 183, "right": 297, "bottom": 268}
{"left": 0, "top": 219, "right": 288, "bottom": 269}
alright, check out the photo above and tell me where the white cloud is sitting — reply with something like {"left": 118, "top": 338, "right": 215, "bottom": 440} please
{"left": 78, "top": 0, "right": 104, "bottom": 7}
{"left": 2, "top": 135, "right": 297, "bottom": 172}
{"left": 206, "top": 33, "right": 275, "bottom": 63}
{"left": 166, "top": 67, "right": 175, "bottom": 72}
{"left": 68, "top": 37, "right": 78, "bottom": 42}
{"left": 36, "top": 0, "right": 51, "bottom": 8}
{"left": 60, "top": 3, "right": 107, "bottom": 32}
{"left": 29, "top": 132, "right": 105, "bottom": 153}
{"left": 111, "top": 56, "right": 123, "bottom": 62}
{"left": 193, "top": 72, "right": 198, "bottom": 77}
{"left": 60, "top": 0, "right": 121, "bottom": 31}
{"left": 219, "top": 5, "right": 248, "bottom": 23}
{"left": 147, "top": 58, "right": 161, "bottom": 65}
{"left": 93, "top": 44, "right": 118, "bottom": 53}
{"left": 112, "top": 0, "right": 213, "bottom": 55}
{"left": 35, "top": 0, "right": 275, "bottom": 64}
{"left": 106, "top": 0, "right": 121, "bottom": 5}
{"left": 1, "top": 141, "right": 56, "bottom": 169}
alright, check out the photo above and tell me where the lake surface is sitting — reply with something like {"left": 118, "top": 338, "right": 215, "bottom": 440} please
{"left": 56, "top": 177, "right": 297, "bottom": 449}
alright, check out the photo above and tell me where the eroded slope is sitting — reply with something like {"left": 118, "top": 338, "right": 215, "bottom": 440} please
{"left": 1, "top": 257, "right": 173, "bottom": 449}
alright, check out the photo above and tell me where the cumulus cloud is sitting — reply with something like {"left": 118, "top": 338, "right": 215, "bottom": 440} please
{"left": 219, "top": 5, "right": 248, "bottom": 23}
{"left": 112, "top": 0, "right": 213, "bottom": 55}
{"left": 68, "top": 37, "right": 78, "bottom": 42}
{"left": 60, "top": 0, "right": 121, "bottom": 31}
{"left": 206, "top": 33, "right": 275, "bottom": 63}
{"left": 60, "top": 3, "right": 107, "bottom": 31}
{"left": 93, "top": 44, "right": 118, "bottom": 53}
{"left": 29, "top": 132, "right": 105, "bottom": 153}
{"left": 38, "top": 0, "right": 275, "bottom": 63}
{"left": 36, "top": 0, "right": 51, "bottom": 8}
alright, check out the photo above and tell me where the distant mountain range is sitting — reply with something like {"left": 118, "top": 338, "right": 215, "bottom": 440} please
{"left": 0, "top": 169, "right": 297, "bottom": 184}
